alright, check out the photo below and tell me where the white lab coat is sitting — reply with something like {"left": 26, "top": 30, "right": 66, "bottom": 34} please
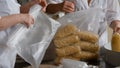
{"left": 47, "top": 0, "right": 120, "bottom": 47}
{"left": 0, "top": 0, "right": 20, "bottom": 68}
{"left": 0, "top": 0, "right": 20, "bottom": 16}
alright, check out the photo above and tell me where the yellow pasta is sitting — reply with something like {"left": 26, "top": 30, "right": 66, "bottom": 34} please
{"left": 54, "top": 24, "right": 77, "bottom": 39}
{"left": 54, "top": 35, "right": 79, "bottom": 48}
{"left": 74, "top": 41, "right": 99, "bottom": 52}
{"left": 77, "top": 31, "right": 98, "bottom": 43}
{"left": 56, "top": 45, "right": 81, "bottom": 57}
{"left": 112, "top": 33, "right": 120, "bottom": 52}
{"left": 73, "top": 51, "right": 98, "bottom": 61}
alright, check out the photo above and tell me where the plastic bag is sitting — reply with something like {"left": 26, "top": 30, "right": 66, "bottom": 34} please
{"left": 7, "top": 4, "right": 60, "bottom": 68}
{"left": 0, "top": 46, "right": 16, "bottom": 68}
{"left": 66, "top": 0, "right": 89, "bottom": 11}
{"left": 57, "top": 8, "right": 105, "bottom": 36}
{"left": 61, "top": 59, "right": 88, "bottom": 68}
{"left": 0, "top": 28, "right": 17, "bottom": 68}
{"left": 60, "top": 59, "right": 98, "bottom": 68}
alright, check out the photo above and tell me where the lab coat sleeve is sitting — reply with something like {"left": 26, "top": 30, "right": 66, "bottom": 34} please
{"left": 106, "top": 0, "right": 120, "bottom": 25}
{"left": 47, "top": 0, "right": 63, "bottom": 4}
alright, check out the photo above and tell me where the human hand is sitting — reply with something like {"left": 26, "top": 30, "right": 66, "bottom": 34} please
{"left": 21, "top": 14, "right": 34, "bottom": 28}
{"left": 60, "top": 0, "right": 75, "bottom": 13}
{"left": 33, "top": 0, "right": 47, "bottom": 11}
{"left": 110, "top": 20, "right": 120, "bottom": 33}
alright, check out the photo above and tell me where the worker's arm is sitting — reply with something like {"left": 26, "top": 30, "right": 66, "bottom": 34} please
{"left": 0, "top": 14, "right": 34, "bottom": 30}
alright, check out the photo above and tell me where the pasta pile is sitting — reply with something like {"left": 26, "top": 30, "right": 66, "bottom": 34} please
{"left": 53, "top": 24, "right": 99, "bottom": 64}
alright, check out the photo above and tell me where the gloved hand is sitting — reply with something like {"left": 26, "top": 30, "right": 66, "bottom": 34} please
{"left": 110, "top": 20, "right": 120, "bottom": 33}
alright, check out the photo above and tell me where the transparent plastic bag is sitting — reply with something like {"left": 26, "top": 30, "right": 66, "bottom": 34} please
{"left": 66, "top": 0, "right": 89, "bottom": 11}
{"left": 61, "top": 59, "right": 98, "bottom": 68}
{"left": 0, "top": 46, "right": 16, "bottom": 68}
{"left": 0, "top": 29, "right": 17, "bottom": 68}
{"left": 61, "top": 59, "right": 88, "bottom": 68}
{"left": 7, "top": 4, "right": 60, "bottom": 68}
{"left": 57, "top": 8, "right": 105, "bottom": 35}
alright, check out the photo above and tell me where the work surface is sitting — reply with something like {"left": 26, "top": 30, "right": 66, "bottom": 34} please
{"left": 15, "top": 59, "right": 116, "bottom": 68}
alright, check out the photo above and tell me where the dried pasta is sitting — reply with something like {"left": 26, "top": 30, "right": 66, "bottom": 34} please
{"left": 56, "top": 45, "right": 80, "bottom": 56}
{"left": 54, "top": 35, "right": 79, "bottom": 48}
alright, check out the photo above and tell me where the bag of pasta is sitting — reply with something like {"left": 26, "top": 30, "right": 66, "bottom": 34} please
{"left": 53, "top": 8, "right": 105, "bottom": 64}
